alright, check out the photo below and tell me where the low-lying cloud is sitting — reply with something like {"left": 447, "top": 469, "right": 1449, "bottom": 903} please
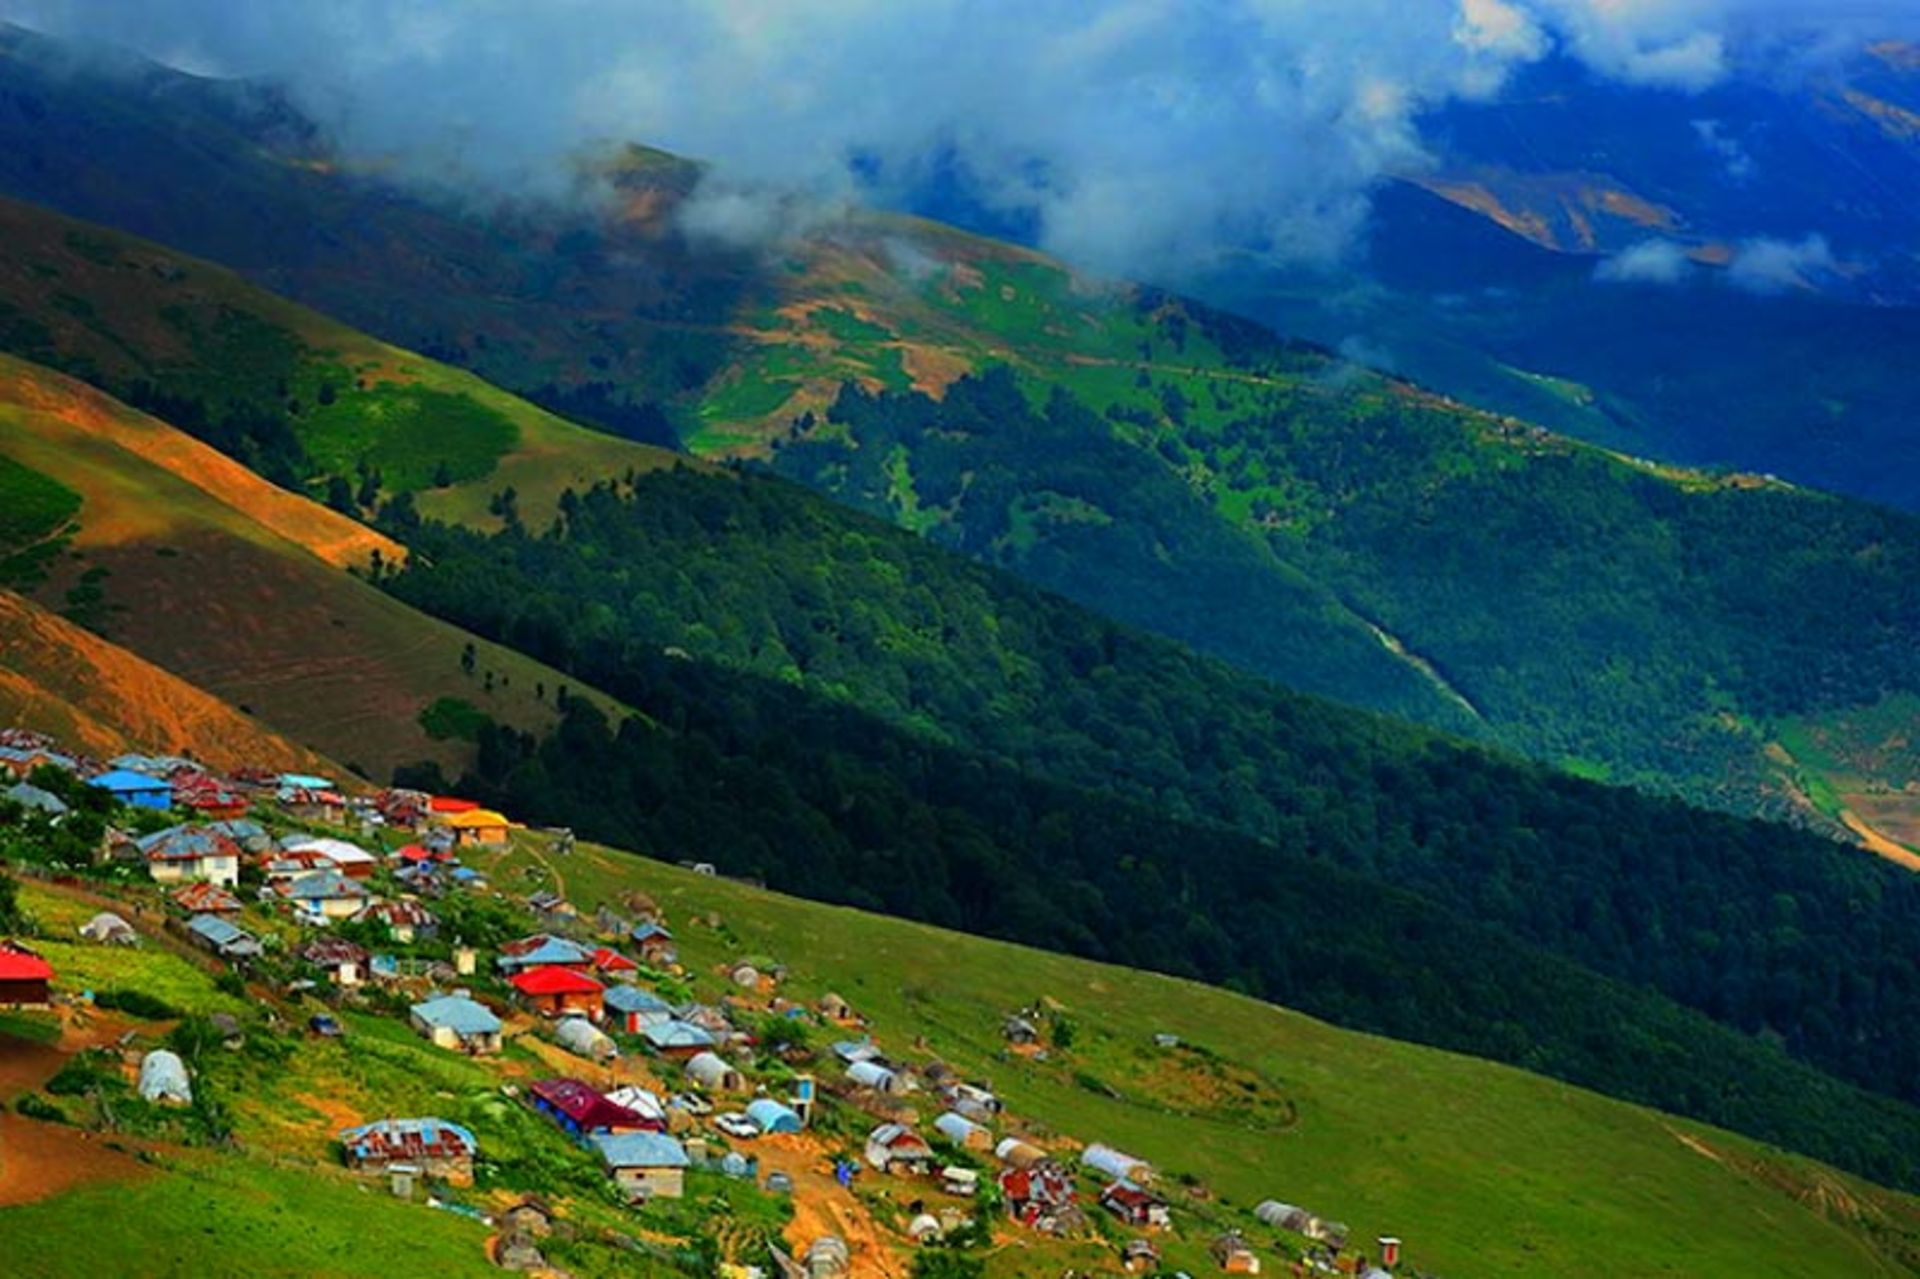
{"left": 3, "top": 1, "right": 1917, "bottom": 280}
{"left": 1595, "top": 239, "right": 1695, "bottom": 284}
{"left": 1727, "top": 233, "right": 1839, "bottom": 293}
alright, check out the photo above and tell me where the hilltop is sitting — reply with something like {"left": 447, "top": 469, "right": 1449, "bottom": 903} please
{"left": 0, "top": 753, "right": 1916, "bottom": 1278}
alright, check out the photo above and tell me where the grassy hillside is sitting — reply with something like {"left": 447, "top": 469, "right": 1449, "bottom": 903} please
{"left": 453, "top": 834, "right": 1920, "bottom": 1278}
{"left": 0, "top": 589, "right": 337, "bottom": 775}
{"left": 0, "top": 352, "right": 615, "bottom": 777}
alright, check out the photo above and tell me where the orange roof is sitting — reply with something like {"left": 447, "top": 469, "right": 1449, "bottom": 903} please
{"left": 439, "top": 808, "right": 513, "bottom": 829}
{"left": 510, "top": 965, "right": 604, "bottom": 996}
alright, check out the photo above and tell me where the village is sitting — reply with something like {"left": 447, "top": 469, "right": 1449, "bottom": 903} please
{"left": 0, "top": 727, "right": 1422, "bottom": 1279}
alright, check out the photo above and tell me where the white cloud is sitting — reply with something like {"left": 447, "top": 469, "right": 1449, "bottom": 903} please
{"left": 1726, "top": 233, "right": 1838, "bottom": 293}
{"left": 2, "top": 0, "right": 1916, "bottom": 280}
{"left": 1595, "top": 238, "right": 1694, "bottom": 284}
{"left": 1692, "top": 118, "right": 1756, "bottom": 181}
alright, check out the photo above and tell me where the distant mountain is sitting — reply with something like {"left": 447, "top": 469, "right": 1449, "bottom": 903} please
{"left": 9, "top": 26, "right": 1920, "bottom": 843}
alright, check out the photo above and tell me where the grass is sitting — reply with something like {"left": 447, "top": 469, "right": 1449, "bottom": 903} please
{"left": 299, "top": 379, "right": 518, "bottom": 493}
{"left": 466, "top": 833, "right": 1920, "bottom": 1279}
{"left": 0, "top": 1152, "right": 496, "bottom": 1278}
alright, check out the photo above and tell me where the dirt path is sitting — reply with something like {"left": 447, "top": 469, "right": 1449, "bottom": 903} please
{"left": 755, "top": 1136, "right": 906, "bottom": 1279}
{"left": 0, "top": 1005, "right": 154, "bottom": 1207}
{"left": 1838, "top": 809, "right": 1920, "bottom": 872}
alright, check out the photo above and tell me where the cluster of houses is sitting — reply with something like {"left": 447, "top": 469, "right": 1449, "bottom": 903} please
{"left": 1, "top": 725, "right": 1417, "bottom": 1276}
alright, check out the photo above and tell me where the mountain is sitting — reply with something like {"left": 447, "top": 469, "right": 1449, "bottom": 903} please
{"left": 1, "top": 192, "right": 1920, "bottom": 1197}
{"left": 8, "top": 27, "right": 1920, "bottom": 840}
{"left": 0, "top": 347, "right": 620, "bottom": 778}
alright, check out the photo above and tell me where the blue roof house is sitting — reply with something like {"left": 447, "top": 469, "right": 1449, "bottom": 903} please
{"left": 605, "top": 984, "right": 675, "bottom": 1034}
{"left": 410, "top": 995, "right": 503, "bottom": 1055}
{"left": 592, "top": 1132, "right": 689, "bottom": 1201}
{"left": 89, "top": 769, "right": 172, "bottom": 810}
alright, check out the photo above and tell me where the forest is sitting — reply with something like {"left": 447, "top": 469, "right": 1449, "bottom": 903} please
{"left": 377, "top": 466, "right": 1920, "bottom": 1157}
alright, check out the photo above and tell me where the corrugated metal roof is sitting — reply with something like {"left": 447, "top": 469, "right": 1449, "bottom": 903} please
{"left": 411, "top": 995, "right": 502, "bottom": 1035}
{"left": 591, "top": 1131, "right": 688, "bottom": 1169}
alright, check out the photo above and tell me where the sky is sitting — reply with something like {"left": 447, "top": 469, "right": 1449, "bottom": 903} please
{"left": 2, "top": 1, "right": 1916, "bottom": 278}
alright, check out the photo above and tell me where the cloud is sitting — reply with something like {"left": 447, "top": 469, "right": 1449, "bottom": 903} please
{"left": 1595, "top": 238, "right": 1694, "bottom": 284}
{"left": 1691, "top": 118, "right": 1755, "bottom": 181}
{"left": 2, "top": 1, "right": 1917, "bottom": 281}
{"left": 1726, "top": 233, "right": 1838, "bottom": 293}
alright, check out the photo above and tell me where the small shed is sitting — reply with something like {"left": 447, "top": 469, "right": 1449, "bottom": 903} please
{"left": 804, "top": 1237, "right": 849, "bottom": 1279}
{"left": 137, "top": 1049, "right": 192, "bottom": 1104}
{"left": 846, "top": 1060, "right": 905, "bottom": 1094}
{"left": 745, "top": 1098, "right": 803, "bottom": 1135}
{"left": 78, "top": 912, "right": 138, "bottom": 946}
{"left": 1082, "top": 1142, "right": 1152, "bottom": 1184}
{"left": 934, "top": 1111, "right": 993, "bottom": 1151}
{"left": 555, "top": 1016, "right": 620, "bottom": 1063}
{"left": 865, "top": 1123, "right": 936, "bottom": 1176}
{"left": 683, "top": 1051, "right": 745, "bottom": 1093}
{"left": 0, "top": 943, "right": 52, "bottom": 1007}
{"left": 409, "top": 995, "right": 503, "bottom": 1055}
{"left": 994, "top": 1137, "right": 1048, "bottom": 1170}
{"left": 642, "top": 1019, "right": 715, "bottom": 1059}
{"left": 1211, "top": 1232, "right": 1261, "bottom": 1274}
{"left": 1002, "top": 1016, "right": 1040, "bottom": 1045}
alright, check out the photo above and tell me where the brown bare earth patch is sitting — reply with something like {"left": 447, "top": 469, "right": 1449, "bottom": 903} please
{"left": 1838, "top": 802, "right": 1920, "bottom": 872}
{"left": 0, "top": 590, "right": 336, "bottom": 774}
{"left": 756, "top": 1134, "right": 907, "bottom": 1279}
{"left": 0, "top": 1111, "right": 150, "bottom": 1207}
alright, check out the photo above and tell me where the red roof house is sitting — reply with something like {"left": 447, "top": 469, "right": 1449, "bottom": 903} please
{"left": 588, "top": 947, "right": 639, "bottom": 978}
{"left": 527, "top": 1077, "right": 658, "bottom": 1138}
{"left": 509, "top": 965, "right": 605, "bottom": 1020}
{"left": 0, "top": 942, "right": 53, "bottom": 1006}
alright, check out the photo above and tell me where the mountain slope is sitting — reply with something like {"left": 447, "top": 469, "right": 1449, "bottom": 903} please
{"left": 0, "top": 588, "right": 336, "bottom": 775}
{"left": 0, "top": 351, "right": 613, "bottom": 777}
{"left": 5, "top": 39, "right": 1920, "bottom": 827}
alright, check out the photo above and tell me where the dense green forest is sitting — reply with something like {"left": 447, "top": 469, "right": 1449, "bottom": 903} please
{"left": 781, "top": 366, "right": 1920, "bottom": 810}
{"left": 377, "top": 467, "right": 1920, "bottom": 1129}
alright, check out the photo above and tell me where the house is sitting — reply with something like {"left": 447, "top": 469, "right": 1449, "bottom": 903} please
{"left": 137, "top": 826, "right": 241, "bottom": 888}
{"left": 528, "top": 1078, "right": 654, "bottom": 1140}
{"left": 185, "top": 914, "right": 262, "bottom": 961}
{"left": 603, "top": 984, "right": 674, "bottom": 1034}
{"left": 205, "top": 818, "right": 272, "bottom": 854}
{"left": 744, "top": 1098, "right": 803, "bottom": 1135}
{"left": 437, "top": 808, "right": 514, "bottom": 847}
{"left": 5, "top": 781, "right": 68, "bottom": 816}
{"left": 358, "top": 899, "right": 439, "bottom": 944}
{"left": 1083, "top": 1143, "right": 1153, "bottom": 1185}
{"left": 1100, "top": 1181, "right": 1171, "bottom": 1230}
{"left": 0, "top": 744, "right": 77, "bottom": 779}
{"left": 339, "top": 1118, "right": 478, "bottom": 1183}
{"left": 999, "top": 1161, "right": 1082, "bottom": 1236}
{"left": 941, "top": 1167, "right": 979, "bottom": 1197}
{"left": 629, "top": 920, "right": 677, "bottom": 966}
{"left": 497, "top": 934, "right": 593, "bottom": 975}
{"left": 1003, "top": 1016, "right": 1040, "bottom": 1046}
{"left": 592, "top": 1131, "right": 689, "bottom": 1201}
{"left": 410, "top": 995, "right": 503, "bottom": 1055}
{"left": 933, "top": 1112, "right": 993, "bottom": 1152}
{"left": 587, "top": 947, "right": 638, "bottom": 981}
{"left": 301, "top": 937, "right": 371, "bottom": 987}
{"left": 176, "top": 781, "right": 248, "bottom": 821}
{"left": 78, "top": 912, "right": 138, "bottom": 946}
{"left": 171, "top": 881, "right": 242, "bottom": 917}
{"left": 1211, "top": 1233, "right": 1261, "bottom": 1273}
{"left": 865, "top": 1124, "right": 936, "bottom": 1176}
{"left": 832, "top": 1038, "right": 884, "bottom": 1066}
{"left": 555, "top": 1015, "right": 620, "bottom": 1063}
{"left": 276, "top": 783, "right": 346, "bottom": 824}
{"left": 88, "top": 769, "right": 172, "bottom": 810}
{"left": 0, "top": 942, "right": 52, "bottom": 1006}
{"left": 499, "top": 1197, "right": 555, "bottom": 1238}
{"left": 682, "top": 1051, "right": 745, "bottom": 1093}
{"left": 642, "top": 1019, "right": 716, "bottom": 1059}
{"left": 1121, "top": 1238, "right": 1162, "bottom": 1274}
{"left": 278, "top": 869, "right": 371, "bottom": 922}
{"left": 510, "top": 965, "right": 605, "bottom": 1020}
{"left": 677, "top": 1003, "right": 738, "bottom": 1041}
{"left": 527, "top": 890, "right": 576, "bottom": 925}
{"left": 943, "top": 1082, "right": 1003, "bottom": 1121}
{"left": 281, "top": 836, "right": 379, "bottom": 880}
{"left": 604, "top": 1085, "right": 668, "bottom": 1128}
